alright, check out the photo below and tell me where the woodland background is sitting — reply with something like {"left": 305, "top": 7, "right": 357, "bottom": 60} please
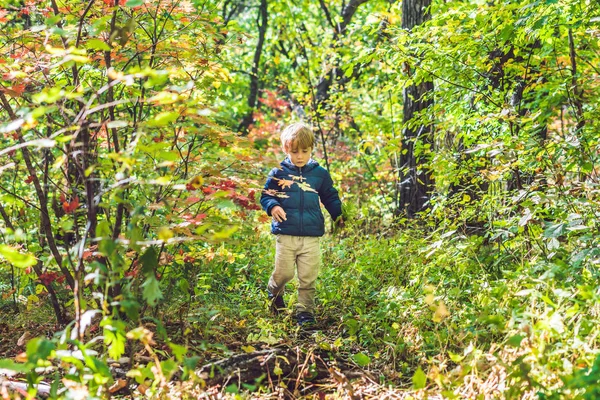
{"left": 0, "top": 0, "right": 599, "bottom": 398}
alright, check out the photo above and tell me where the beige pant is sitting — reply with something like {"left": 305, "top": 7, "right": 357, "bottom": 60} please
{"left": 268, "top": 235, "right": 320, "bottom": 313}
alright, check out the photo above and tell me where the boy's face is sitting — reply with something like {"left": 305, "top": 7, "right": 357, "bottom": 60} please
{"left": 286, "top": 145, "right": 312, "bottom": 168}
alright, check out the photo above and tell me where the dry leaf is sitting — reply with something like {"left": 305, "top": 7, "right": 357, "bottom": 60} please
{"left": 14, "top": 352, "right": 27, "bottom": 363}
{"left": 276, "top": 178, "right": 294, "bottom": 189}
{"left": 17, "top": 332, "right": 31, "bottom": 347}
{"left": 109, "top": 379, "right": 128, "bottom": 394}
{"left": 137, "top": 384, "right": 148, "bottom": 395}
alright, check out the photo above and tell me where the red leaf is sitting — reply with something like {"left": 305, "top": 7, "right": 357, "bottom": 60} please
{"left": 39, "top": 272, "right": 59, "bottom": 285}
{"left": 62, "top": 196, "right": 79, "bottom": 214}
{"left": 11, "top": 84, "right": 26, "bottom": 96}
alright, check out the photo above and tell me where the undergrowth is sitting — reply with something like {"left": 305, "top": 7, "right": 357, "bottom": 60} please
{"left": 3, "top": 213, "right": 600, "bottom": 398}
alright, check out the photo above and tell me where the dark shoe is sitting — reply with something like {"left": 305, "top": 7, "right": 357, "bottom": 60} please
{"left": 269, "top": 292, "right": 286, "bottom": 315}
{"left": 296, "top": 312, "right": 316, "bottom": 328}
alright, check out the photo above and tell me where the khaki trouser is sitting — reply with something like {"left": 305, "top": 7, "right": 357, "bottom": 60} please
{"left": 268, "top": 235, "right": 320, "bottom": 313}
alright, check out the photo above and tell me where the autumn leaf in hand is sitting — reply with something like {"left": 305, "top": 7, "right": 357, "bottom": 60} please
{"left": 276, "top": 178, "right": 294, "bottom": 189}
{"left": 296, "top": 182, "right": 317, "bottom": 193}
{"left": 291, "top": 175, "right": 306, "bottom": 182}
{"left": 263, "top": 188, "right": 289, "bottom": 199}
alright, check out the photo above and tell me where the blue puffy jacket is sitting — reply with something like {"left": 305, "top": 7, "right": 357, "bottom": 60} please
{"left": 260, "top": 158, "right": 342, "bottom": 237}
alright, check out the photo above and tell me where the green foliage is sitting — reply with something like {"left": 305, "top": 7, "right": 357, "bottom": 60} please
{"left": 1, "top": 0, "right": 600, "bottom": 397}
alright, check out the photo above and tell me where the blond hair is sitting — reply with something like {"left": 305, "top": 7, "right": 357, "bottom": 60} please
{"left": 280, "top": 122, "right": 314, "bottom": 152}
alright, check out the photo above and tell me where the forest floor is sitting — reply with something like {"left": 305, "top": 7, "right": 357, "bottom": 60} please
{"left": 0, "top": 301, "right": 421, "bottom": 399}
{"left": 0, "top": 228, "right": 559, "bottom": 399}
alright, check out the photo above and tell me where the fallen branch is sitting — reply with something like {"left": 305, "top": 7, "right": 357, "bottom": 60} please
{"left": 0, "top": 378, "right": 52, "bottom": 398}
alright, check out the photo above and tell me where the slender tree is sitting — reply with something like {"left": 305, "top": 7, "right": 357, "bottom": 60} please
{"left": 398, "top": 0, "right": 434, "bottom": 217}
{"left": 238, "top": 0, "right": 268, "bottom": 133}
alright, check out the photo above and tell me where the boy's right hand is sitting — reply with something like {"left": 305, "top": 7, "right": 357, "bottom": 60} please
{"left": 271, "top": 206, "right": 287, "bottom": 223}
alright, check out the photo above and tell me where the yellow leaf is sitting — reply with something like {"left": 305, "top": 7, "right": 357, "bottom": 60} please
{"left": 189, "top": 175, "right": 204, "bottom": 189}
{"left": 425, "top": 293, "right": 435, "bottom": 305}
{"left": 241, "top": 345, "right": 255, "bottom": 353}
{"left": 158, "top": 227, "right": 174, "bottom": 241}
{"left": 433, "top": 301, "right": 449, "bottom": 323}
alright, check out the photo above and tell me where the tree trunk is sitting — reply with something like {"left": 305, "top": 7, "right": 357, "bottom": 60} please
{"left": 238, "top": 0, "right": 268, "bottom": 134}
{"left": 398, "top": 0, "right": 434, "bottom": 217}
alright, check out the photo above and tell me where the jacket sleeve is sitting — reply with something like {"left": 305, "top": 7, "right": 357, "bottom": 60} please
{"left": 318, "top": 170, "right": 342, "bottom": 221}
{"left": 260, "top": 168, "right": 282, "bottom": 216}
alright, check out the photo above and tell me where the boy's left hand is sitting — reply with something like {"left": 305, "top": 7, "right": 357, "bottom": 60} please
{"left": 335, "top": 217, "right": 345, "bottom": 229}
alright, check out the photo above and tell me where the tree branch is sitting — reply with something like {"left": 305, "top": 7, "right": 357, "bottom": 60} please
{"left": 0, "top": 92, "right": 75, "bottom": 290}
{"left": 319, "top": 0, "right": 336, "bottom": 31}
{"left": 340, "top": 0, "right": 370, "bottom": 33}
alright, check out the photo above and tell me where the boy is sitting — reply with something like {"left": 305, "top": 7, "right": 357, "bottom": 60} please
{"left": 260, "top": 122, "right": 343, "bottom": 327}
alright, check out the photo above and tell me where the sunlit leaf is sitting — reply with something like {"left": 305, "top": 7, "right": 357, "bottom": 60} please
{"left": 86, "top": 39, "right": 111, "bottom": 51}
{"left": 412, "top": 367, "right": 427, "bottom": 389}
{"left": 352, "top": 353, "right": 370, "bottom": 367}
{"left": 0, "top": 245, "right": 37, "bottom": 268}
{"left": 147, "top": 111, "right": 179, "bottom": 127}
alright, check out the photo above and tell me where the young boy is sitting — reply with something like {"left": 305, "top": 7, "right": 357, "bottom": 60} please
{"left": 260, "top": 122, "right": 343, "bottom": 327}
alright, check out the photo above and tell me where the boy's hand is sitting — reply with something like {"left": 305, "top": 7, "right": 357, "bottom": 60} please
{"left": 335, "top": 216, "right": 345, "bottom": 229}
{"left": 271, "top": 206, "right": 287, "bottom": 223}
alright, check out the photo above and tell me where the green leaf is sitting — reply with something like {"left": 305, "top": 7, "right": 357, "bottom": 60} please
{"left": 140, "top": 246, "right": 158, "bottom": 277}
{"left": 169, "top": 342, "right": 187, "bottom": 362}
{"left": 26, "top": 338, "right": 55, "bottom": 364}
{"left": 448, "top": 351, "right": 464, "bottom": 362}
{"left": 0, "top": 245, "right": 37, "bottom": 268}
{"left": 182, "top": 356, "right": 201, "bottom": 380}
{"left": 99, "top": 238, "right": 117, "bottom": 257}
{"left": 161, "top": 359, "right": 178, "bottom": 380}
{"left": 102, "top": 318, "right": 126, "bottom": 360}
{"left": 86, "top": 39, "right": 111, "bottom": 51}
{"left": 507, "top": 334, "right": 525, "bottom": 347}
{"left": 0, "top": 359, "right": 31, "bottom": 373}
{"left": 147, "top": 111, "right": 179, "bottom": 127}
{"left": 125, "top": 0, "right": 144, "bottom": 6}
{"left": 352, "top": 353, "right": 370, "bottom": 367}
{"left": 544, "top": 222, "right": 565, "bottom": 238}
{"left": 225, "top": 384, "right": 239, "bottom": 394}
{"left": 142, "top": 276, "right": 163, "bottom": 306}
{"left": 105, "top": 329, "right": 126, "bottom": 360}
{"left": 412, "top": 367, "right": 427, "bottom": 389}
{"left": 158, "top": 150, "right": 179, "bottom": 162}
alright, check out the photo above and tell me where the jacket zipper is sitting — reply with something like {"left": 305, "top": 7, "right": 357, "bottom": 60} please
{"left": 299, "top": 165, "right": 304, "bottom": 234}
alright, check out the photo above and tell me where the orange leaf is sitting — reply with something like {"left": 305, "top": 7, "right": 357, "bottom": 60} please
{"left": 11, "top": 84, "right": 26, "bottom": 96}
{"left": 276, "top": 178, "right": 294, "bottom": 189}
{"left": 62, "top": 196, "right": 80, "bottom": 214}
